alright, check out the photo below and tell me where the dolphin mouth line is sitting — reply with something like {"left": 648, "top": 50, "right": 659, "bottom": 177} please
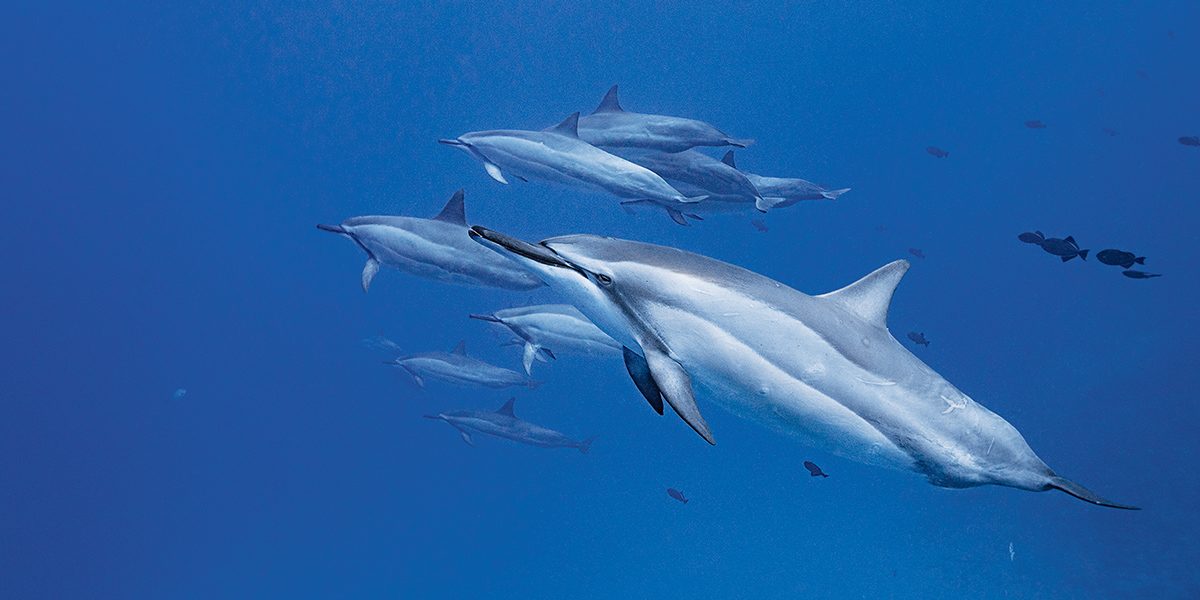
{"left": 438, "top": 138, "right": 466, "bottom": 147}
{"left": 469, "top": 226, "right": 579, "bottom": 272}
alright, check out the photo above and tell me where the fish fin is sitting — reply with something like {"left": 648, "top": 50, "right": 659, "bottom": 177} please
{"left": 727, "top": 138, "right": 754, "bottom": 148}
{"left": 483, "top": 161, "right": 508, "bottom": 184}
{"left": 496, "top": 397, "right": 516, "bottom": 417}
{"left": 1035, "top": 231, "right": 1045, "bottom": 238}
{"left": 755, "top": 196, "right": 787, "bottom": 212}
{"left": 468, "top": 313, "right": 501, "bottom": 323}
{"left": 545, "top": 112, "right": 581, "bottom": 138}
{"left": 817, "top": 260, "right": 910, "bottom": 328}
{"left": 451, "top": 340, "right": 467, "bottom": 355}
{"left": 665, "top": 206, "right": 690, "bottom": 226}
{"left": 522, "top": 343, "right": 537, "bottom": 375}
{"left": 432, "top": 189, "right": 467, "bottom": 224}
{"left": 361, "top": 258, "right": 380, "bottom": 293}
{"left": 623, "top": 346, "right": 664, "bottom": 415}
{"left": 643, "top": 348, "right": 715, "bottom": 445}
{"left": 680, "top": 194, "right": 708, "bottom": 204}
{"left": 821, "top": 188, "right": 851, "bottom": 200}
{"left": 721, "top": 150, "right": 737, "bottom": 169}
{"left": 1061, "top": 255, "right": 1075, "bottom": 262}
{"left": 593, "top": 85, "right": 623, "bottom": 113}
{"left": 1065, "top": 236, "right": 1076, "bottom": 246}
{"left": 577, "top": 436, "right": 595, "bottom": 454}
{"left": 1078, "top": 249, "right": 1089, "bottom": 261}
{"left": 1136, "top": 257, "right": 1145, "bottom": 265}
{"left": 1047, "top": 476, "right": 1139, "bottom": 510}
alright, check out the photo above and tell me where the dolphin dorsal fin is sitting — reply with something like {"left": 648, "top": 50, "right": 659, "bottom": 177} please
{"left": 545, "top": 112, "right": 580, "bottom": 138}
{"left": 721, "top": 150, "right": 737, "bottom": 169}
{"left": 497, "top": 397, "right": 516, "bottom": 417}
{"left": 432, "top": 189, "right": 467, "bottom": 224}
{"left": 818, "top": 260, "right": 910, "bottom": 328}
{"left": 451, "top": 340, "right": 467, "bottom": 355}
{"left": 593, "top": 85, "right": 624, "bottom": 113}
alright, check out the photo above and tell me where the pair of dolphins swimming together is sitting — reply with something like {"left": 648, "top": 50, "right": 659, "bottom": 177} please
{"left": 462, "top": 226, "right": 1137, "bottom": 510}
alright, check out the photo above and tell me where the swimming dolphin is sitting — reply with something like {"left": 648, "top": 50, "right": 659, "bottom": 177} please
{"left": 316, "top": 190, "right": 542, "bottom": 292}
{"left": 424, "top": 397, "right": 594, "bottom": 452}
{"left": 722, "top": 152, "right": 851, "bottom": 211}
{"left": 470, "top": 304, "right": 621, "bottom": 375}
{"left": 610, "top": 147, "right": 764, "bottom": 208}
{"left": 386, "top": 340, "right": 538, "bottom": 389}
{"left": 468, "top": 226, "right": 1137, "bottom": 510}
{"left": 440, "top": 114, "right": 706, "bottom": 205}
{"left": 577, "top": 85, "right": 753, "bottom": 153}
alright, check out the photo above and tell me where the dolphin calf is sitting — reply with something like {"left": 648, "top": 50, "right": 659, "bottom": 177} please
{"left": 425, "top": 397, "right": 594, "bottom": 452}
{"left": 470, "top": 304, "right": 622, "bottom": 374}
{"left": 577, "top": 85, "right": 753, "bottom": 153}
{"left": 722, "top": 152, "right": 851, "bottom": 211}
{"left": 316, "top": 190, "right": 542, "bottom": 292}
{"left": 440, "top": 114, "right": 705, "bottom": 205}
{"left": 386, "top": 340, "right": 538, "bottom": 389}
{"left": 469, "top": 226, "right": 1137, "bottom": 509}
{"left": 610, "top": 148, "right": 763, "bottom": 222}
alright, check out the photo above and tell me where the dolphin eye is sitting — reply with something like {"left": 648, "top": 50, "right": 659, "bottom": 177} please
{"left": 595, "top": 273, "right": 613, "bottom": 286}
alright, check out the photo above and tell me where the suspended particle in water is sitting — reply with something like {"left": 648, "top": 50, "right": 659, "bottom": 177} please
{"left": 173, "top": 388, "right": 187, "bottom": 400}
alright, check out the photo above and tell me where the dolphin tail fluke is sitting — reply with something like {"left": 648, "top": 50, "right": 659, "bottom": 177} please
{"left": 727, "top": 138, "right": 755, "bottom": 148}
{"left": 821, "top": 188, "right": 851, "bottom": 200}
{"left": 1047, "top": 476, "right": 1139, "bottom": 510}
{"left": 1078, "top": 249, "right": 1089, "bottom": 261}
{"left": 577, "top": 436, "right": 596, "bottom": 454}
{"left": 316, "top": 223, "right": 345, "bottom": 234}
{"left": 468, "top": 313, "right": 501, "bottom": 323}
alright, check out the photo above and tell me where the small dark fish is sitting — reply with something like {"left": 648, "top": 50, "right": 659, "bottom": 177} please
{"left": 1180, "top": 136, "right": 1200, "bottom": 147}
{"left": 1025, "top": 120, "right": 1047, "bottom": 129}
{"left": 907, "top": 332, "right": 930, "bottom": 347}
{"left": 751, "top": 218, "right": 769, "bottom": 233}
{"left": 803, "top": 461, "right": 829, "bottom": 478}
{"left": 908, "top": 247, "right": 926, "bottom": 259}
{"left": 1102, "top": 128, "right": 1118, "bottom": 137}
{"left": 1122, "top": 270, "right": 1162, "bottom": 279}
{"left": 1018, "top": 231, "right": 1046, "bottom": 245}
{"left": 1097, "top": 249, "right": 1145, "bottom": 269}
{"left": 1039, "top": 235, "right": 1089, "bottom": 262}
{"left": 667, "top": 488, "right": 688, "bottom": 504}
{"left": 926, "top": 146, "right": 949, "bottom": 158}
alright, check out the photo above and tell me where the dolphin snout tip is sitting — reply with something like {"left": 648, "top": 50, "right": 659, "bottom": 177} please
{"left": 438, "top": 138, "right": 464, "bottom": 146}
{"left": 316, "top": 223, "right": 345, "bottom": 234}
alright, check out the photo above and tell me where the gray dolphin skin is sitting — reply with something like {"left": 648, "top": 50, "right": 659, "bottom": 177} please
{"left": 611, "top": 148, "right": 764, "bottom": 206}
{"left": 316, "top": 190, "right": 542, "bottom": 292}
{"left": 470, "top": 304, "right": 621, "bottom": 375}
{"left": 577, "top": 85, "right": 754, "bottom": 153}
{"left": 722, "top": 151, "right": 851, "bottom": 211}
{"left": 425, "top": 397, "right": 594, "bottom": 452}
{"left": 439, "top": 113, "right": 705, "bottom": 205}
{"left": 468, "top": 226, "right": 1137, "bottom": 510}
{"left": 387, "top": 340, "right": 538, "bottom": 389}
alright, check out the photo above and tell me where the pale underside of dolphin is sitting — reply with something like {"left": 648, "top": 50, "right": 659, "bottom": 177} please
{"left": 387, "top": 340, "right": 538, "bottom": 389}
{"left": 468, "top": 226, "right": 1138, "bottom": 510}
{"left": 425, "top": 397, "right": 593, "bottom": 452}
{"left": 440, "top": 113, "right": 706, "bottom": 205}
{"left": 316, "top": 190, "right": 542, "bottom": 292}
{"left": 470, "top": 304, "right": 622, "bottom": 374}
{"left": 577, "top": 85, "right": 754, "bottom": 153}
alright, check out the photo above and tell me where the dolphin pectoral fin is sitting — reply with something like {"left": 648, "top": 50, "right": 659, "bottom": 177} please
{"left": 643, "top": 349, "right": 715, "bottom": 445}
{"left": 665, "top": 206, "right": 691, "bottom": 226}
{"left": 623, "top": 346, "right": 664, "bottom": 415}
{"left": 361, "top": 258, "right": 381, "bottom": 292}
{"left": 522, "top": 342, "right": 538, "bottom": 376}
{"left": 483, "top": 161, "right": 509, "bottom": 184}
{"left": 455, "top": 428, "right": 475, "bottom": 446}
{"left": 1047, "top": 476, "right": 1139, "bottom": 510}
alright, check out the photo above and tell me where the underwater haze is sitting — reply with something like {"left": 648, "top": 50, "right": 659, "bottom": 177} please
{"left": 4, "top": 2, "right": 1199, "bottom": 598}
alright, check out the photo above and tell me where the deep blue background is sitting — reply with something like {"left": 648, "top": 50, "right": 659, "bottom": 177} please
{"left": 3, "top": 2, "right": 1197, "bottom": 597}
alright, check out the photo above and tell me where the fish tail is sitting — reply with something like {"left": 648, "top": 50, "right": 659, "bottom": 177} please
{"left": 1136, "top": 256, "right": 1145, "bottom": 265}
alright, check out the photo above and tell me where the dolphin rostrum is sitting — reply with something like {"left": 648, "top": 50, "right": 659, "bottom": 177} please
{"left": 386, "top": 340, "right": 538, "bottom": 389}
{"left": 440, "top": 114, "right": 706, "bottom": 205}
{"left": 577, "top": 85, "right": 754, "bottom": 153}
{"left": 425, "top": 397, "right": 594, "bottom": 452}
{"left": 470, "top": 304, "right": 622, "bottom": 375}
{"left": 468, "top": 226, "right": 1137, "bottom": 510}
{"left": 316, "top": 190, "right": 542, "bottom": 292}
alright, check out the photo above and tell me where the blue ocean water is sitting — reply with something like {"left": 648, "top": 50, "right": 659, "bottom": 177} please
{"left": 3, "top": 2, "right": 1198, "bottom": 597}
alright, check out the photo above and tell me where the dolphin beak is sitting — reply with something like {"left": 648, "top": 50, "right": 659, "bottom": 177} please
{"left": 316, "top": 223, "right": 346, "bottom": 234}
{"left": 438, "top": 138, "right": 465, "bottom": 147}
{"left": 469, "top": 226, "right": 576, "bottom": 270}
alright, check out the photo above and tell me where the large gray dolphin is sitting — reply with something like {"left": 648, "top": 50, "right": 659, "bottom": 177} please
{"left": 723, "top": 151, "right": 851, "bottom": 211}
{"left": 316, "top": 190, "right": 542, "bottom": 292}
{"left": 468, "top": 227, "right": 1138, "bottom": 510}
{"left": 577, "top": 85, "right": 754, "bottom": 153}
{"left": 425, "top": 397, "right": 594, "bottom": 452}
{"left": 440, "top": 114, "right": 706, "bottom": 205}
{"left": 387, "top": 340, "right": 538, "bottom": 389}
{"left": 470, "top": 304, "right": 622, "bottom": 374}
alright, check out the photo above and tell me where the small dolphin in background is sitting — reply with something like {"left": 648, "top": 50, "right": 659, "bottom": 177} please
{"left": 1025, "top": 120, "right": 1047, "bottom": 129}
{"left": 1097, "top": 249, "right": 1146, "bottom": 269}
{"left": 926, "top": 146, "right": 949, "bottom": 158}
{"left": 317, "top": 190, "right": 542, "bottom": 292}
{"left": 722, "top": 151, "right": 850, "bottom": 212}
{"left": 441, "top": 114, "right": 705, "bottom": 205}
{"left": 907, "top": 332, "right": 930, "bottom": 347}
{"left": 803, "top": 461, "right": 829, "bottom": 478}
{"left": 386, "top": 341, "right": 537, "bottom": 389}
{"left": 908, "top": 248, "right": 926, "bottom": 260}
{"left": 425, "top": 397, "right": 593, "bottom": 452}
{"left": 611, "top": 148, "right": 764, "bottom": 210}
{"left": 470, "top": 304, "right": 621, "bottom": 375}
{"left": 1122, "top": 270, "right": 1162, "bottom": 280}
{"left": 666, "top": 488, "right": 689, "bottom": 504}
{"left": 577, "top": 85, "right": 753, "bottom": 153}
{"left": 1179, "top": 136, "right": 1200, "bottom": 147}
